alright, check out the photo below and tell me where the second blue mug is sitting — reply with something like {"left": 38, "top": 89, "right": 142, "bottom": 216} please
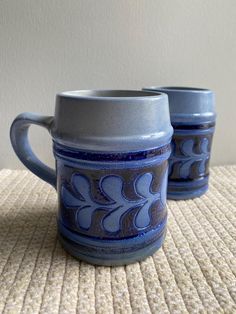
{"left": 10, "top": 90, "right": 173, "bottom": 266}
{"left": 144, "top": 87, "right": 216, "bottom": 200}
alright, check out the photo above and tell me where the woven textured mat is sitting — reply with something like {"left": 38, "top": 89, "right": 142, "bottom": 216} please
{"left": 0, "top": 167, "right": 236, "bottom": 314}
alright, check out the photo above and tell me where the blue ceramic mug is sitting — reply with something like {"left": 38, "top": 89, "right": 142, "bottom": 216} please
{"left": 10, "top": 90, "right": 173, "bottom": 266}
{"left": 143, "top": 87, "right": 216, "bottom": 200}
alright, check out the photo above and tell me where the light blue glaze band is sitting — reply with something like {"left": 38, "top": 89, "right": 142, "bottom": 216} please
{"left": 58, "top": 216, "right": 167, "bottom": 266}
{"left": 143, "top": 87, "right": 216, "bottom": 124}
{"left": 59, "top": 230, "right": 166, "bottom": 266}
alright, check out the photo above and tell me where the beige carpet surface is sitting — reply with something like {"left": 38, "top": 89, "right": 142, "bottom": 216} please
{"left": 0, "top": 166, "right": 236, "bottom": 314}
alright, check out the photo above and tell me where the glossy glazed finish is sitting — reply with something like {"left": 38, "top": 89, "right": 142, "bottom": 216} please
{"left": 10, "top": 90, "right": 173, "bottom": 265}
{"left": 143, "top": 87, "right": 216, "bottom": 200}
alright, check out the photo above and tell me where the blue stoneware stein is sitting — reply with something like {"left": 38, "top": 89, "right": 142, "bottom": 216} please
{"left": 10, "top": 90, "right": 173, "bottom": 266}
{"left": 143, "top": 87, "right": 216, "bottom": 200}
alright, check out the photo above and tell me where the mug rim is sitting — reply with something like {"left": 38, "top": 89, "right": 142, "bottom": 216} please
{"left": 57, "top": 89, "right": 164, "bottom": 100}
{"left": 53, "top": 89, "right": 172, "bottom": 152}
{"left": 143, "top": 86, "right": 212, "bottom": 94}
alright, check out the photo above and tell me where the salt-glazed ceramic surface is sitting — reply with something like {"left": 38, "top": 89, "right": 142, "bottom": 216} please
{"left": 143, "top": 87, "right": 216, "bottom": 200}
{"left": 10, "top": 90, "right": 173, "bottom": 266}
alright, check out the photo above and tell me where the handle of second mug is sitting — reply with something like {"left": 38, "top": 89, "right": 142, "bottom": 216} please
{"left": 10, "top": 112, "right": 57, "bottom": 189}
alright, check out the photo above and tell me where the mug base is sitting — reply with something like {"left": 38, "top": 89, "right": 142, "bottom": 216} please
{"left": 167, "top": 182, "right": 208, "bottom": 200}
{"left": 58, "top": 223, "right": 166, "bottom": 266}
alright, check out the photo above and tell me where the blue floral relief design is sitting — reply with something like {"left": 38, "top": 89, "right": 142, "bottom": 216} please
{"left": 170, "top": 137, "right": 210, "bottom": 179}
{"left": 62, "top": 172, "right": 164, "bottom": 233}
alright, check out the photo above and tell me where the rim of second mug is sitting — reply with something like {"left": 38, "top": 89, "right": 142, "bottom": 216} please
{"left": 143, "top": 86, "right": 212, "bottom": 93}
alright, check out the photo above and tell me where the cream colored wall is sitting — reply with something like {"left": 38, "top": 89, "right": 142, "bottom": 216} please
{"left": 1, "top": 0, "right": 236, "bottom": 169}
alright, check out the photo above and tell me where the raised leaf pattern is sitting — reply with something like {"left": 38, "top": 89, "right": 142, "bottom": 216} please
{"left": 170, "top": 137, "right": 210, "bottom": 178}
{"left": 62, "top": 172, "right": 165, "bottom": 233}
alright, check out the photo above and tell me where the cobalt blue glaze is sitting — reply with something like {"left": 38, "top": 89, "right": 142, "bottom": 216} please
{"left": 54, "top": 141, "right": 171, "bottom": 265}
{"left": 143, "top": 87, "right": 216, "bottom": 200}
{"left": 168, "top": 121, "right": 215, "bottom": 199}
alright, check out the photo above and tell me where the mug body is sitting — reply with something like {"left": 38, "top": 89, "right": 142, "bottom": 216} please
{"left": 143, "top": 87, "right": 216, "bottom": 200}
{"left": 52, "top": 90, "right": 173, "bottom": 265}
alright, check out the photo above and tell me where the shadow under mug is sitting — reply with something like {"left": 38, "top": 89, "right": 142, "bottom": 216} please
{"left": 10, "top": 90, "right": 173, "bottom": 266}
{"left": 143, "top": 87, "right": 216, "bottom": 200}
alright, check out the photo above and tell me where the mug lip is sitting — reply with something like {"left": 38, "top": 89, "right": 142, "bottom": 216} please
{"left": 57, "top": 89, "right": 165, "bottom": 100}
{"left": 143, "top": 86, "right": 212, "bottom": 94}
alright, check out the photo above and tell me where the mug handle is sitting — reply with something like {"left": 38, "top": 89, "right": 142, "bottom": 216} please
{"left": 10, "top": 112, "right": 57, "bottom": 189}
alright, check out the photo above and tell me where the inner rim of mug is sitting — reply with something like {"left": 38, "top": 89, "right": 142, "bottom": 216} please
{"left": 145, "top": 86, "right": 211, "bottom": 93}
{"left": 58, "top": 90, "right": 163, "bottom": 99}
